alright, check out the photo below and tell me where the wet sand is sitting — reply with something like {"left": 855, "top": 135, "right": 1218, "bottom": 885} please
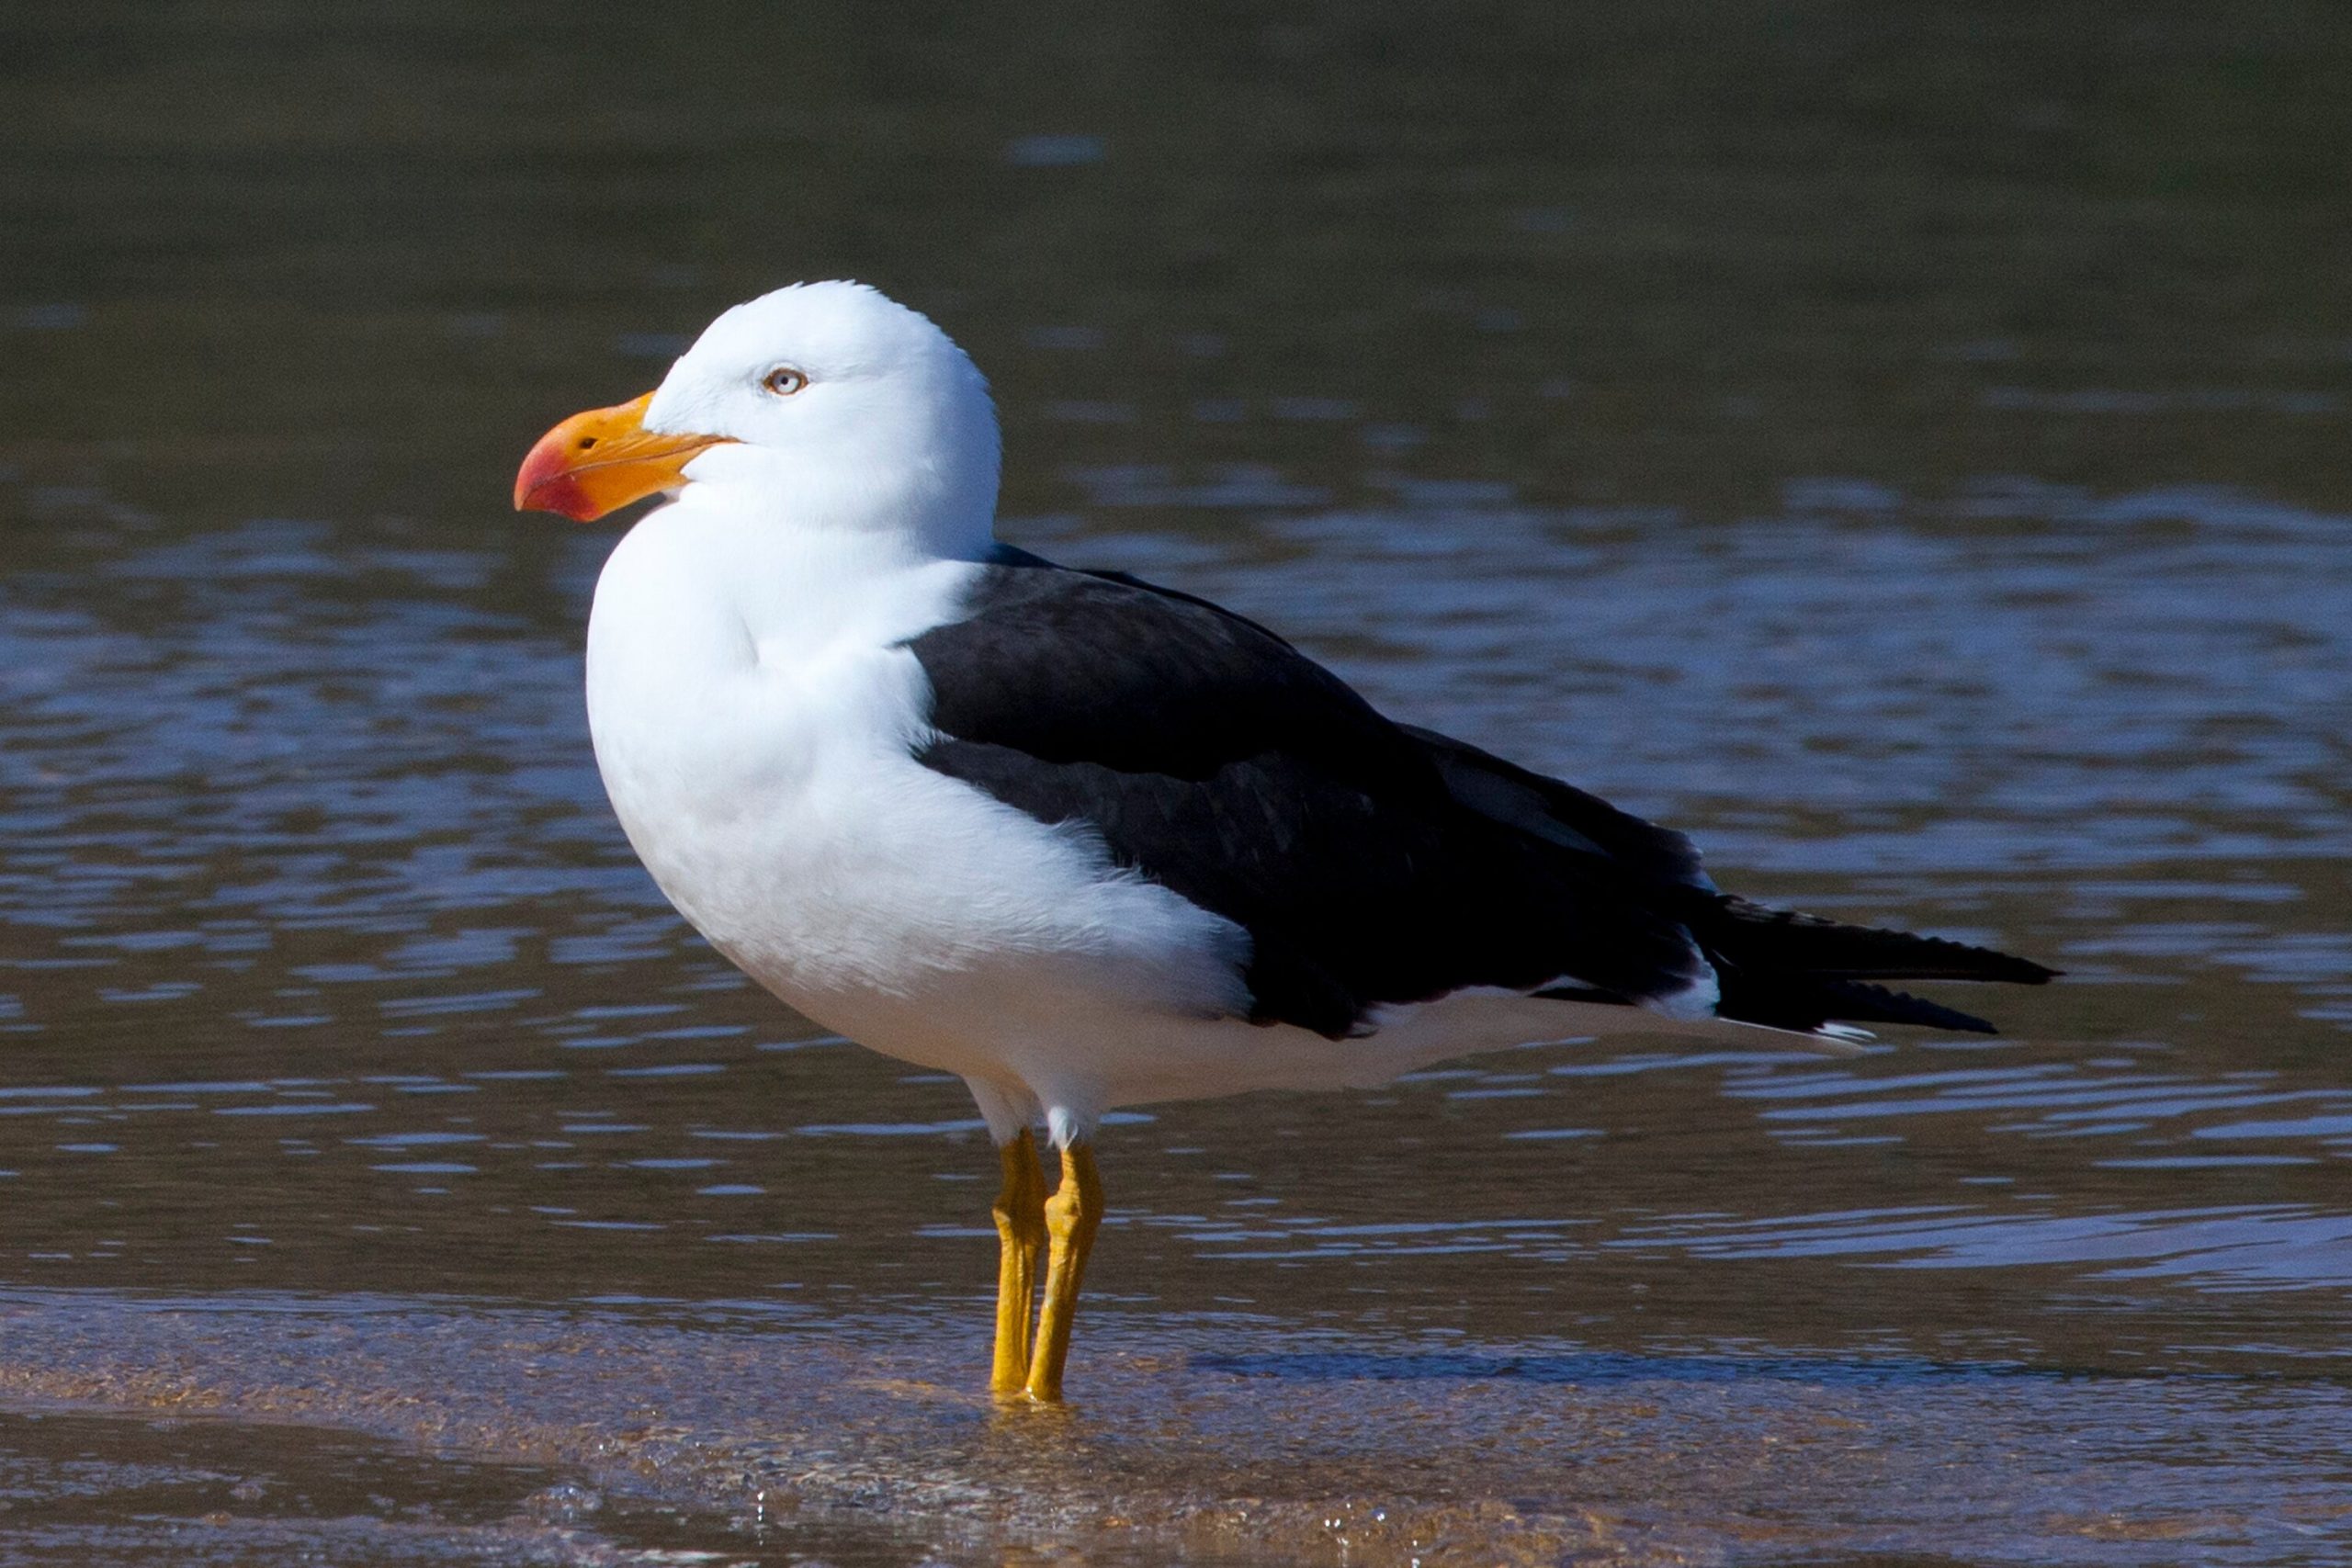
{"left": 0, "top": 1287, "right": 2346, "bottom": 1565}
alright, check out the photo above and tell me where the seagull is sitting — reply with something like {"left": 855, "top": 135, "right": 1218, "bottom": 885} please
{"left": 514, "top": 281, "right": 2054, "bottom": 1403}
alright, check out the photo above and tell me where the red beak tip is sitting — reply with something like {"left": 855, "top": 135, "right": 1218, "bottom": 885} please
{"left": 513, "top": 451, "right": 600, "bottom": 520}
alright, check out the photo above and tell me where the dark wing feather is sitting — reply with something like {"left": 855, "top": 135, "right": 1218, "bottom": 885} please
{"left": 1397, "top": 725, "right": 1713, "bottom": 893}
{"left": 1403, "top": 737, "right": 2057, "bottom": 1034}
{"left": 908, "top": 557, "right": 1710, "bottom": 1037}
{"left": 1698, "top": 897, "right": 2058, "bottom": 985}
{"left": 1687, "top": 897, "right": 2055, "bottom": 1034}
{"left": 909, "top": 553, "right": 2055, "bottom": 1041}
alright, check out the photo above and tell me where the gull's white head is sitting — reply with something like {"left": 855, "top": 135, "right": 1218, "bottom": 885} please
{"left": 515, "top": 281, "right": 1001, "bottom": 551}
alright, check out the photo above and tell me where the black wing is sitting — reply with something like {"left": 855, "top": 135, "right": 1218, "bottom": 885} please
{"left": 907, "top": 554, "right": 1713, "bottom": 1037}
{"left": 1392, "top": 730, "right": 2056, "bottom": 1033}
{"left": 906, "top": 553, "right": 2053, "bottom": 1040}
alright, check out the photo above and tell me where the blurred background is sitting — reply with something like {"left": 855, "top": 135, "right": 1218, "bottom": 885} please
{"left": 3, "top": 4, "right": 2351, "bottom": 1563}
{"left": 10, "top": 3, "right": 2350, "bottom": 517}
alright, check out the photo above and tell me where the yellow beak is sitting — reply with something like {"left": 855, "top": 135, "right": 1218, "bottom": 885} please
{"left": 513, "top": 391, "right": 729, "bottom": 521}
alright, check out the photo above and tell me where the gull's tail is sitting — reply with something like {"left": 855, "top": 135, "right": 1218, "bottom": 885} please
{"left": 1691, "top": 896, "right": 2059, "bottom": 1036}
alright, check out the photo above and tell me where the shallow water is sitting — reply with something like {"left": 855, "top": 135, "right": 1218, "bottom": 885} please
{"left": 5, "top": 3, "right": 2351, "bottom": 1562}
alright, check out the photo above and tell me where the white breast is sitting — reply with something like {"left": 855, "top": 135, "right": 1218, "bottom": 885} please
{"left": 581, "top": 500, "right": 1252, "bottom": 1075}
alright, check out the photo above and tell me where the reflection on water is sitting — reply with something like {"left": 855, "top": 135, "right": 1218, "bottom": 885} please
{"left": 5, "top": 0, "right": 2351, "bottom": 1562}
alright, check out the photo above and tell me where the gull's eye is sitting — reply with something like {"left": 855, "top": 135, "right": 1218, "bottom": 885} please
{"left": 763, "top": 367, "right": 808, "bottom": 397}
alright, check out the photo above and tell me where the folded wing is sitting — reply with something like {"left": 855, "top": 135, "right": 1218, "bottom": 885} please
{"left": 907, "top": 553, "right": 2052, "bottom": 1043}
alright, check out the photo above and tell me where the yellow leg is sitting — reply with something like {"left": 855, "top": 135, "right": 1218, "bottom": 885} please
{"left": 989, "top": 1129, "right": 1046, "bottom": 1396}
{"left": 1023, "top": 1142, "right": 1102, "bottom": 1404}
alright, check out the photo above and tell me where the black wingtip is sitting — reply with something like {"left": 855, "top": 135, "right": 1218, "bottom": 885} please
{"left": 1950, "top": 948, "right": 2063, "bottom": 987}
{"left": 1716, "top": 976, "right": 2019, "bottom": 1036}
{"left": 1702, "top": 897, "right": 2061, "bottom": 989}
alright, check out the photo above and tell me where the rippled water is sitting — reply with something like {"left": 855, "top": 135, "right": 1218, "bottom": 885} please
{"left": 5, "top": 4, "right": 2351, "bottom": 1563}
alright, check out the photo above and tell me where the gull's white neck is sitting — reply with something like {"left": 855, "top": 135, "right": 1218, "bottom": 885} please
{"left": 586, "top": 478, "right": 988, "bottom": 701}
